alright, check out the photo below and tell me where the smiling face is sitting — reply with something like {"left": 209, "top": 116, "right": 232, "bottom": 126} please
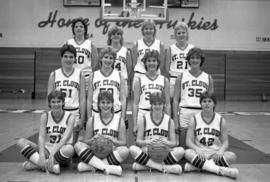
{"left": 145, "top": 56, "right": 159, "bottom": 71}
{"left": 175, "top": 27, "right": 188, "bottom": 43}
{"left": 61, "top": 51, "right": 75, "bottom": 68}
{"left": 99, "top": 98, "right": 113, "bottom": 114}
{"left": 142, "top": 24, "right": 155, "bottom": 39}
{"left": 101, "top": 53, "right": 115, "bottom": 69}
{"left": 49, "top": 97, "right": 64, "bottom": 112}
{"left": 201, "top": 97, "right": 215, "bottom": 112}
{"left": 74, "top": 21, "right": 85, "bottom": 37}
{"left": 188, "top": 54, "right": 202, "bottom": 69}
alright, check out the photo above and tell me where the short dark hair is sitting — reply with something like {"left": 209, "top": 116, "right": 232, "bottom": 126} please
{"left": 72, "top": 18, "right": 88, "bottom": 39}
{"left": 186, "top": 47, "right": 205, "bottom": 67}
{"left": 60, "top": 44, "right": 77, "bottom": 58}
{"left": 97, "top": 91, "right": 114, "bottom": 113}
{"left": 142, "top": 50, "right": 160, "bottom": 71}
{"left": 200, "top": 92, "right": 217, "bottom": 106}
{"left": 47, "top": 90, "right": 65, "bottom": 108}
{"left": 150, "top": 92, "right": 165, "bottom": 105}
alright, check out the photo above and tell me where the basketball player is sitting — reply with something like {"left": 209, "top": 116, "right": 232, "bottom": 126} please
{"left": 129, "top": 92, "right": 184, "bottom": 174}
{"left": 185, "top": 92, "right": 239, "bottom": 179}
{"left": 87, "top": 47, "right": 126, "bottom": 121}
{"left": 74, "top": 91, "right": 129, "bottom": 176}
{"left": 133, "top": 50, "right": 170, "bottom": 136}
{"left": 173, "top": 47, "right": 214, "bottom": 147}
{"left": 47, "top": 44, "right": 86, "bottom": 144}
{"left": 17, "top": 91, "right": 74, "bottom": 174}
{"left": 165, "top": 22, "right": 194, "bottom": 107}
{"left": 131, "top": 19, "right": 165, "bottom": 88}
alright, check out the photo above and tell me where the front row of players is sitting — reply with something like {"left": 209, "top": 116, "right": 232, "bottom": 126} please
{"left": 17, "top": 90, "right": 239, "bottom": 178}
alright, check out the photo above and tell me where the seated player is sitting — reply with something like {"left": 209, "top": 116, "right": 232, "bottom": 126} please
{"left": 129, "top": 92, "right": 184, "bottom": 174}
{"left": 74, "top": 91, "right": 129, "bottom": 176}
{"left": 184, "top": 92, "right": 239, "bottom": 179}
{"left": 17, "top": 91, "right": 75, "bottom": 174}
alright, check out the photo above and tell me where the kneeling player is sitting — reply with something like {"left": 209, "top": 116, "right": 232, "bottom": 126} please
{"left": 129, "top": 92, "right": 184, "bottom": 174}
{"left": 74, "top": 91, "right": 129, "bottom": 176}
{"left": 17, "top": 91, "right": 75, "bottom": 174}
{"left": 184, "top": 92, "right": 239, "bottom": 179}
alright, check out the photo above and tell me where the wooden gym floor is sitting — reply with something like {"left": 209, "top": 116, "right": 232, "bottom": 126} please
{"left": 0, "top": 98, "right": 270, "bottom": 182}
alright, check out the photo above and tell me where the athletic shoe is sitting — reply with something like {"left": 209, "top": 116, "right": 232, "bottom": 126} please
{"left": 162, "top": 164, "right": 182, "bottom": 174}
{"left": 132, "top": 162, "right": 149, "bottom": 171}
{"left": 77, "top": 162, "right": 96, "bottom": 172}
{"left": 219, "top": 167, "right": 239, "bottom": 179}
{"left": 22, "top": 161, "right": 39, "bottom": 171}
{"left": 104, "top": 165, "right": 122, "bottom": 176}
{"left": 184, "top": 163, "right": 200, "bottom": 172}
{"left": 52, "top": 164, "right": 60, "bottom": 174}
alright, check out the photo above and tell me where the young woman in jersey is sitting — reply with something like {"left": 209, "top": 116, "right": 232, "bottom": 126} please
{"left": 133, "top": 50, "right": 170, "bottom": 136}
{"left": 173, "top": 47, "right": 214, "bottom": 148}
{"left": 87, "top": 47, "right": 126, "bottom": 121}
{"left": 129, "top": 92, "right": 184, "bottom": 174}
{"left": 131, "top": 19, "right": 166, "bottom": 88}
{"left": 184, "top": 92, "right": 239, "bottom": 179}
{"left": 47, "top": 44, "right": 86, "bottom": 144}
{"left": 165, "top": 22, "right": 194, "bottom": 104}
{"left": 74, "top": 91, "right": 129, "bottom": 176}
{"left": 17, "top": 91, "right": 75, "bottom": 174}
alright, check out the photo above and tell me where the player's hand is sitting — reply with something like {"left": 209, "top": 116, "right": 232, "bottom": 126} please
{"left": 196, "top": 148, "right": 206, "bottom": 161}
{"left": 158, "top": 137, "right": 170, "bottom": 146}
{"left": 212, "top": 151, "right": 224, "bottom": 163}
{"left": 133, "top": 124, "right": 138, "bottom": 137}
{"left": 102, "top": 135, "right": 116, "bottom": 144}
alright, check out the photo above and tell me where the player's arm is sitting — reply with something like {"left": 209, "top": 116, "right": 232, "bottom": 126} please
{"left": 91, "top": 43, "right": 99, "bottom": 71}
{"left": 126, "top": 48, "right": 133, "bottom": 79}
{"left": 186, "top": 116, "right": 200, "bottom": 151}
{"left": 165, "top": 46, "right": 172, "bottom": 77}
{"left": 208, "top": 74, "right": 214, "bottom": 94}
{"left": 82, "top": 117, "right": 94, "bottom": 145}
{"left": 218, "top": 117, "right": 229, "bottom": 153}
{"left": 79, "top": 71, "right": 86, "bottom": 128}
{"left": 131, "top": 41, "right": 138, "bottom": 68}
{"left": 135, "top": 116, "right": 148, "bottom": 147}
{"left": 132, "top": 77, "right": 140, "bottom": 135}
{"left": 47, "top": 71, "right": 55, "bottom": 95}
{"left": 50, "top": 114, "right": 75, "bottom": 156}
{"left": 120, "top": 74, "right": 127, "bottom": 120}
{"left": 173, "top": 73, "right": 182, "bottom": 129}
{"left": 87, "top": 72, "right": 94, "bottom": 119}
{"left": 159, "top": 42, "right": 166, "bottom": 75}
{"left": 166, "top": 119, "right": 177, "bottom": 147}
{"left": 164, "top": 77, "right": 171, "bottom": 116}
{"left": 38, "top": 113, "right": 48, "bottom": 167}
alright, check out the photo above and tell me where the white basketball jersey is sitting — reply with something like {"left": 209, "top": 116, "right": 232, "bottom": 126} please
{"left": 67, "top": 38, "right": 92, "bottom": 74}
{"left": 194, "top": 111, "right": 222, "bottom": 151}
{"left": 139, "top": 74, "right": 165, "bottom": 109}
{"left": 54, "top": 68, "right": 81, "bottom": 109}
{"left": 169, "top": 43, "right": 194, "bottom": 77}
{"left": 114, "top": 46, "right": 128, "bottom": 79}
{"left": 45, "top": 111, "right": 73, "bottom": 152}
{"left": 143, "top": 112, "right": 171, "bottom": 141}
{"left": 93, "top": 113, "right": 121, "bottom": 140}
{"left": 180, "top": 71, "right": 210, "bottom": 108}
{"left": 134, "top": 38, "right": 161, "bottom": 73}
{"left": 92, "top": 70, "right": 121, "bottom": 111}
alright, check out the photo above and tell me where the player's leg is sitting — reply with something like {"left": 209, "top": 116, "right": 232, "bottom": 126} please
{"left": 185, "top": 149, "right": 239, "bottom": 178}
{"left": 164, "top": 147, "right": 185, "bottom": 165}
{"left": 74, "top": 141, "right": 122, "bottom": 176}
{"left": 214, "top": 151, "right": 237, "bottom": 167}
{"left": 103, "top": 146, "right": 129, "bottom": 166}
{"left": 54, "top": 144, "right": 74, "bottom": 166}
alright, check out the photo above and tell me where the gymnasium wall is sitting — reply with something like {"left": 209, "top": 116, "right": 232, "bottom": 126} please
{"left": 0, "top": 0, "right": 269, "bottom": 100}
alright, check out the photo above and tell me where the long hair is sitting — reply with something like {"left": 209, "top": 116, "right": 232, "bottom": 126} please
{"left": 141, "top": 19, "right": 157, "bottom": 37}
{"left": 71, "top": 18, "right": 88, "bottom": 39}
{"left": 97, "top": 91, "right": 114, "bottom": 113}
{"left": 107, "top": 26, "right": 123, "bottom": 46}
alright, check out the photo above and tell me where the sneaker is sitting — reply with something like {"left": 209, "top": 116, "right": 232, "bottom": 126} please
{"left": 105, "top": 165, "right": 122, "bottom": 176}
{"left": 22, "top": 161, "right": 39, "bottom": 171}
{"left": 184, "top": 163, "right": 200, "bottom": 172}
{"left": 132, "top": 162, "right": 149, "bottom": 171}
{"left": 52, "top": 164, "right": 60, "bottom": 174}
{"left": 219, "top": 167, "right": 239, "bottom": 179}
{"left": 163, "top": 164, "right": 182, "bottom": 175}
{"left": 77, "top": 162, "right": 96, "bottom": 172}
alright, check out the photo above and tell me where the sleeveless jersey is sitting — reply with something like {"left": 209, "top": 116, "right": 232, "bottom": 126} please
{"left": 67, "top": 38, "right": 92, "bottom": 75}
{"left": 45, "top": 111, "right": 73, "bottom": 152}
{"left": 143, "top": 112, "right": 171, "bottom": 141}
{"left": 92, "top": 69, "right": 121, "bottom": 112}
{"left": 139, "top": 74, "right": 165, "bottom": 109}
{"left": 194, "top": 111, "right": 222, "bottom": 151}
{"left": 92, "top": 113, "right": 121, "bottom": 139}
{"left": 134, "top": 38, "right": 161, "bottom": 74}
{"left": 180, "top": 71, "right": 209, "bottom": 108}
{"left": 114, "top": 46, "right": 128, "bottom": 80}
{"left": 169, "top": 43, "right": 194, "bottom": 77}
{"left": 54, "top": 68, "right": 81, "bottom": 109}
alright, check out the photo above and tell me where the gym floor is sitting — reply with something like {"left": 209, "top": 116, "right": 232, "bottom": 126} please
{"left": 0, "top": 98, "right": 270, "bottom": 182}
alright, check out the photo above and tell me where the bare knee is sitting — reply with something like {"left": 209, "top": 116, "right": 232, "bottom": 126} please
{"left": 129, "top": 145, "right": 141, "bottom": 158}
{"left": 224, "top": 151, "right": 237, "bottom": 163}
{"left": 60, "top": 144, "right": 74, "bottom": 158}
{"left": 171, "top": 147, "right": 185, "bottom": 160}
{"left": 74, "top": 141, "right": 88, "bottom": 154}
{"left": 17, "top": 138, "right": 32, "bottom": 149}
{"left": 115, "top": 146, "right": 129, "bottom": 160}
{"left": 184, "top": 149, "right": 196, "bottom": 161}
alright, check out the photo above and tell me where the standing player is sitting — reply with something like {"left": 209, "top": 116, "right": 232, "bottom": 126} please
{"left": 185, "top": 92, "right": 239, "bottom": 179}
{"left": 47, "top": 44, "right": 86, "bottom": 144}
{"left": 17, "top": 91, "right": 74, "bottom": 174}
{"left": 173, "top": 47, "right": 214, "bottom": 147}
{"left": 133, "top": 50, "right": 170, "bottom": 136}
{"left": 87, "top": 47, "right": 126, "bottom": 121}
{"left": 129, "top": 92, "right": 184, "bottom": 174}
{"left": 74, "top": 91, "right": 129, "bottom": 176}
{"left": 165, "top": 22, "right": 194, "bottom": 106}
{"left": 131, "top": 19, "right": 166, "bottom": 88}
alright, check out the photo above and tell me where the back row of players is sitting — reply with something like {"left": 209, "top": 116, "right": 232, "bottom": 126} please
{"left": 17, "top": 18, "right": 239, "bottom": 178}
